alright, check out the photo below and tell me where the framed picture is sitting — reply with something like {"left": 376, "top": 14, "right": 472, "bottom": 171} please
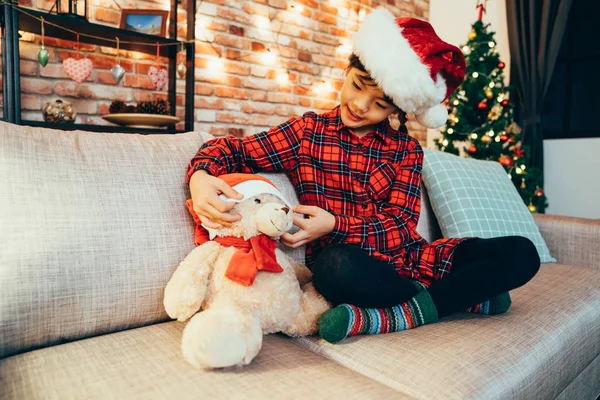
{"left": 120, "top": 9, "right": 169, "bottom": 37}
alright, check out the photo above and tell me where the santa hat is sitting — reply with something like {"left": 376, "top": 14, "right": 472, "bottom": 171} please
{"left": 218, "top": 173, "right": 292, "bottom": 208}
{"left": 352, "top": 8, "right": 466, "bottom": 129}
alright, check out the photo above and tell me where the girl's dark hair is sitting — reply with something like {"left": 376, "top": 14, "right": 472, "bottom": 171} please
{"left": 346, "top": 53, "right": 408, "bottom": 129}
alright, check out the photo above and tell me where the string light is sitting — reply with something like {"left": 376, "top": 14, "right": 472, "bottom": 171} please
{"left": 470, "top": 133, "right": 478, "bottom": 139}
{"left": 453, "top": 100, "right": 459, "bottom": 105}
{"left": 262, "top": 48, "right": 277, "bottom": 65}
{"left": 442, "top": 139, "right": 449, "bottom": 146}
{"left": 488, "top": 41, "right": 495, "bottom": 48}
{"left": 472, "top": 72, "right": 479, "bottom": 78}
{"left": 276, "top": 70, "right": 289, "bottom": 84}
{"left": 447, "top": 128, "right": 454, "bottom": 134}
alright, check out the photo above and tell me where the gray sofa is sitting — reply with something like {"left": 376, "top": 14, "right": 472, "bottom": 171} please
{"left": 1, "top": 123, "right": 598, "bottom": 400}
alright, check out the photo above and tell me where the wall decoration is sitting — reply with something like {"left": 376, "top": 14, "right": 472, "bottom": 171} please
{"left": 120, "top": 9, "right": 169, "bottom": 37}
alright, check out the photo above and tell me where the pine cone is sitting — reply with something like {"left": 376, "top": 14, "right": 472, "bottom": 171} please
{"left": 136, "top": 101, "right": 155, "bottom": 114}
{"left": 108, "top": 100, "right": 126, "bottom": 114}
{"left": 154, "top": 99, "right": 170, "bottom": 115}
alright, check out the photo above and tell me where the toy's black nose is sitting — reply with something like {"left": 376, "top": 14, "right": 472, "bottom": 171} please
{"left": 281, "top": 207, "right": 290, "bottom": 214}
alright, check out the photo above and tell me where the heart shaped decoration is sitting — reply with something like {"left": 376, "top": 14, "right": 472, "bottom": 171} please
{"left": 148, "top": 65, "right": 168, "bottom": 90}
{"left": 111, "top": 64, "right": 125, "bottom": 84}
{"left": 63, "top": 57, "right": 93, "bottom": 84}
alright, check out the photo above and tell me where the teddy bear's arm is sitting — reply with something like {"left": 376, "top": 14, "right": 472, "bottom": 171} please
{"left": 287, "top": 257, "right": 313, "bottom": 287}
{"left": 163, "top": 241, "right": 221, "bottom": 321}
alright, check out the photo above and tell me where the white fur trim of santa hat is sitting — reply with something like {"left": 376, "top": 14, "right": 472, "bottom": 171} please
{"left": 218, "top": 179, "right": 293, "bottom": 208}
{"left": 352, "top": 8, "right": 449, "bottom": 128}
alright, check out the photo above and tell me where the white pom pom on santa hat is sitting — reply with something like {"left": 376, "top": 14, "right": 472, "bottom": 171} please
{"left": 217, "top": 173, "right": 292, "bottom": 208}
{"left": 352, "top": 8, "right": 466, "bottom": 129}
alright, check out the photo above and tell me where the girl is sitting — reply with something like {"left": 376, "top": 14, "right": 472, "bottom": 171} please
{"left": 186, "top": 8, "right": 540, "bottom": 343}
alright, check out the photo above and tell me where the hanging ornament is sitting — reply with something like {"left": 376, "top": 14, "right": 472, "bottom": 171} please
{"left": 38, "top": 17, "right": 49, "bottom": 67}
{"left": 498, "top": 155, "right": 513, "bottom": 167}
{"left": 148, "top": 42, "right": 168, "bottom": 90}
{"left": 528, "top": 204, "right": 538, "bottom": 213}
{"left": 63, "top": 33, "right": 93, "bottom": 84}
{"left": 485, "top": 88, "right": 493, "bottom": 99}
{"left": 111, "top": 37, "right": 125, "bottom": 84}
{"left": 488, "top": 104, "right": 502, "bottom": 121}
{"left": 478, "top": 100, "right": 488, "bottom": 110}
{"left": 481, "top": 135, "right": 492, "bottom": 144}
{"left": 499, "top": 134, "right": 509, "bottom": 142}
{"left": 177, "top": 41, "right": 187, "bottom": 79}
{"left": 467, "top": 145, "right": 477, "bottom": 155}
{"left": 535, "top": 188, "right": 545, "bottom": 197}
{"left": 468, "top": 30, "right": 477, "bottom": 41}
{"left": 501, "top": 99, "right": 510, "bottom": 107}
{"left": 498, "top": 61, "right": 506, "bottom": 69}
{"left": 513, "top": 147, "right": 525, "bottom": 158}
{"left": 520, "top": 178, "right": 526, "bottom": 189}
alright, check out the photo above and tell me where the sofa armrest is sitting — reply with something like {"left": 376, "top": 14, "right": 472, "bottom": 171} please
{"left": 533, "top": 213, "right": 600, "bottom": 269}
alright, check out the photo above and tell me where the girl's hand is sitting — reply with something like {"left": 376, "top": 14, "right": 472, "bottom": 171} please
{"left": 189, "top": 170, "right": 244, "bottom": 229}
{"left": 281, "top": 205, "right": 336, "bottom": 248}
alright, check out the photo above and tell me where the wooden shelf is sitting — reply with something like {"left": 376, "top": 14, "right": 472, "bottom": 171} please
{"left": 22, "top": 120, "right": 185, "bottom": 135}
{"left": 17, "top": 8, "right": 178, "bottom": 57}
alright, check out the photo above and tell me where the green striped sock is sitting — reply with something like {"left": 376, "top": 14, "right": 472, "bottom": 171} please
{"left": 467, "top": 292, "right": 512, "bottom": 315}
{"left": 318, "top": 291, "right": 439, "bottom": 344}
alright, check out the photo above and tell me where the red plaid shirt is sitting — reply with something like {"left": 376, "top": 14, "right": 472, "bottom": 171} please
{"left": 186, "top": 106, "right": 469, "bottom": 287}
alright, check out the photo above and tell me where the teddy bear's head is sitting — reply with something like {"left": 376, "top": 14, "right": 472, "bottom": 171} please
{"left": 204, "top": 174, "right": 294, "bottom": 240}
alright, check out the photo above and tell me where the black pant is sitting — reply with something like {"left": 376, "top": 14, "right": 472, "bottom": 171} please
{"left": 312, "top": 236, "right": 541, "bottom": 318}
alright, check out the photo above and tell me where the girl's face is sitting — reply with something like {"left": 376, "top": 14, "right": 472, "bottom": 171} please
{"left": 340, "top": 67, "right": 397, "bottom": 136}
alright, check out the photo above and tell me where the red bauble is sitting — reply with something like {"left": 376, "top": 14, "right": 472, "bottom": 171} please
{"left": 499, "top": 134, "right": 509, "bottom": 142}
{"left": 478, "top": 100, "right": 488, "bottom": 109}
{"left": 535, "top": 189, "right": 545, "bottom": 197}
{"left": 498, "top": 61, "right": 506, "bottom": 69}
{"left": 467, "top": 145, "right": 477, "bottom": 155}
{"left": 501, "top": 99, "right": 510, "bottom": 107}
{"left": 498, "top": 155, "right": 513, "bottom": 167}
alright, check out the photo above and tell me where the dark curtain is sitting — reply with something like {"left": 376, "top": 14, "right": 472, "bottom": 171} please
{"left": 505, "top": 0, "right": 573, "bottom": 185}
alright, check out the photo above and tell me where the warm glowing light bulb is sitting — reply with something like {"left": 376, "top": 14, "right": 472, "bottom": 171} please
{"left": 447, "top": 128, "right": 454, "bottom": 134}
{"left": 488, "top": 41, "right": 495, "bottom": 48}
{"left": 262, "top": 49, "right": 277, "bottom": 65}
{"left": 276, "top": 71, "right": 289, "bottom": 84}
{"left": 207, "top": 57, "right": 223, "bottom": 73}
{"left": 442, "top": 139, "right": 449, "bottom": 146}
{"left": 471, "top": 133, "right": 478, "bottom": 139}
{"left": 453, "top": 100, "right": 459, "bottom": 105}
{"left": 472, "top": 72, "right": 479, "bottom": 78}
{"left": 488, "top": 81, "right": 494, "bottom": 88}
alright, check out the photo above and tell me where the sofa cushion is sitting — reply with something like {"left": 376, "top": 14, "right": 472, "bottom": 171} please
{"left": 0, "top": 122, "right": 211, "bottom": 358}
{"left": 291, "top": 263, "right": 600, "bottom": 399}
{"left": 421, "top": 148, "right": 555, "bottom": 263}
{"left": 0, "top": 322, "right": 409, "bottom": 400}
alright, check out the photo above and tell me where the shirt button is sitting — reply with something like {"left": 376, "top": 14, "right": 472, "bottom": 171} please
{"left": 361, "top": 202, "right": 368, "bottom": 209}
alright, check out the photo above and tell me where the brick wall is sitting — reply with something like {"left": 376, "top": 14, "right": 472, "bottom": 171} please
{"left": 9, "top": 0, "right": 430, "bottom": 143}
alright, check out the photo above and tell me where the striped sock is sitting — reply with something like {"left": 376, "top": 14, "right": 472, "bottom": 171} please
{"left": 467, "top": 292, "right": 512, "bottom": 315}
{"left": 318, "top": 291, "right": 438, "bottom": 343}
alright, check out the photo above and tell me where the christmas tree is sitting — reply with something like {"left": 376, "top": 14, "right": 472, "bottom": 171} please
{"left": 433, "top": 12, "right": 548, "bottom": 213}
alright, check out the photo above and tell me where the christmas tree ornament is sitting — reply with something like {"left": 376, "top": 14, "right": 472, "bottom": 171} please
{"left": 468, "top": 30, "right": 476, "bottom": 41}
{"left": 63, "top": 33, "right": 93, "bottom": 84}
{"left": 38, "top": 17, "right": 49, "bottom": 67}
{"left": 528, "top": 204, "right": 538, "bottom": 213}
{"left": 478, "top": 100, "right": 488, "bottom": 109}
{"left": 177, "top": 41, "right": 187, "bottom": 79}
{"left": 499, "top": 134, "right": 509, "bottom": 142}
{"left": 149, "top": 42, "right": 168, "bottom": 90}
{"left": 476, "top": 0, "right": 487, "bottom": 21}
{"left": 481, "top": 135, "right": 492, "bottom": 144}
{"left": 535, "top": 188, "right": 545, "bottom": 197}
{"left": 520, "top": 178, "right": 526, "bottom": 189}
{"left": 498, "top": 61, "right": 506, "bottom": 69}
{"left": 111, "top": 37, "right": 125, "bottom": 84}
{"left": 501, "top": 99, "right": 510, "bottom": 107}
{"left": 498, "top": 155, "right": 513, "bottom": 167}
{"left": 513, "top": 147, "right": 525, "bottom": 158}
{"left": 485, "top": 88, "right": 493, "bottom": 98}
{"left": 467, "top": 145, "right": 477, "bottom": 155}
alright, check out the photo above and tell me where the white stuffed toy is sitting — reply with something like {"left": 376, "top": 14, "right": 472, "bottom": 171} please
{"left": 164, "top": 173, "right": 330, "bottom": 369}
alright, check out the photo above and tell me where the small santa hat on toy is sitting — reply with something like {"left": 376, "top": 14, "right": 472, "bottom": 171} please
{"left": 352, "top": 8, "right": 466, "bottom": 129}
{"left": 217, "top": 173, "right": 292, "bottom": 208}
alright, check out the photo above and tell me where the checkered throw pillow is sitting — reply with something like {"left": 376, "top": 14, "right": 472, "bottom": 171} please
{"left": 422, "top": 148, "right": 555, "bottom": 263}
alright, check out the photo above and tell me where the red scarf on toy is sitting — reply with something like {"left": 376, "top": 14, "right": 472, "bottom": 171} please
{"left": 186, "top": 200, "right": 282, "bottom": 286}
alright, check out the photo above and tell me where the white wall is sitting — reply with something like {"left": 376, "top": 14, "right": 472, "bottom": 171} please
{"left": 428, "top": 0, "right": 600, "bottom": 219}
